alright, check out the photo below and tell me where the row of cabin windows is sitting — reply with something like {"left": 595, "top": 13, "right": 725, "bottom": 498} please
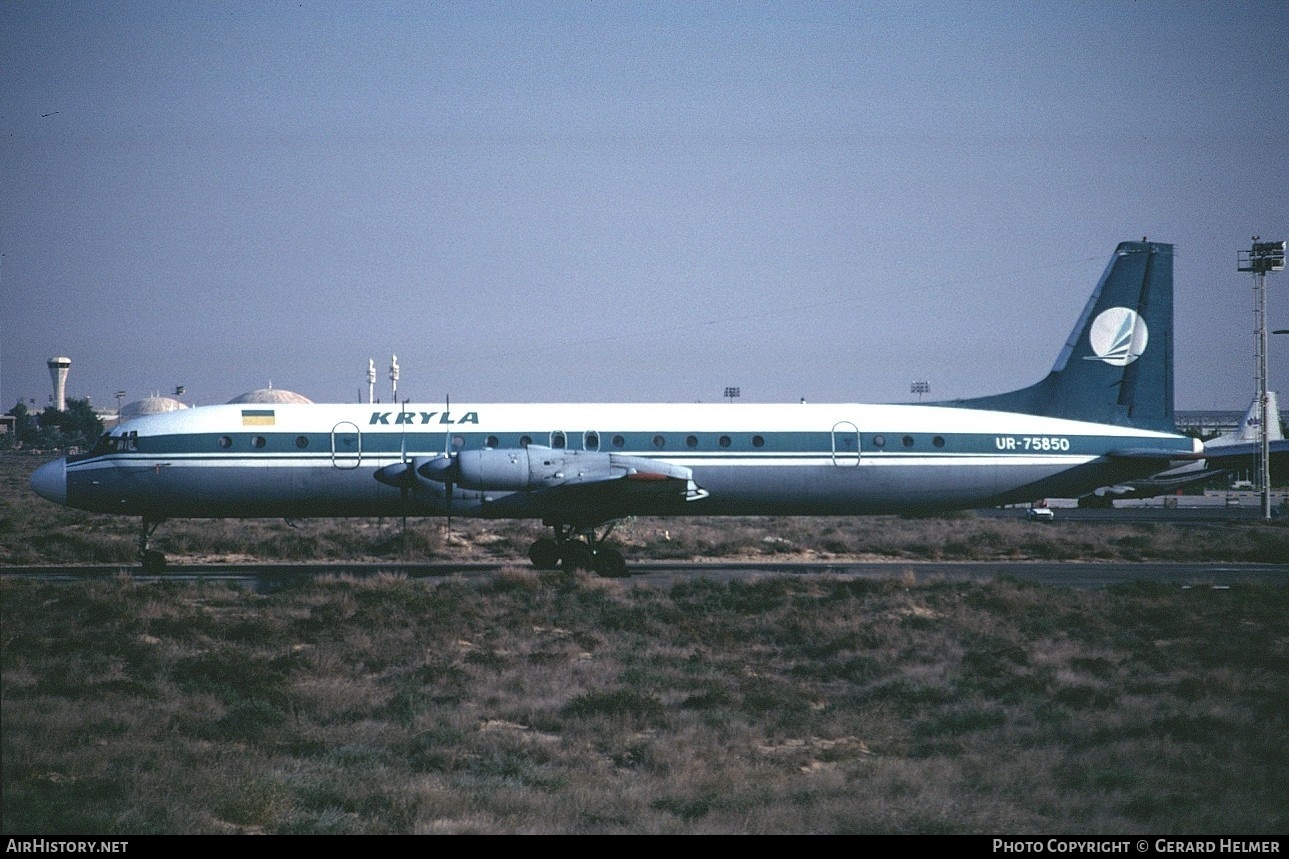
{"left": 210, "top": 433, "right": 947, "bottom": 451}
{"left": 210, "top": 432, "right": 770, "bottom": 451}
{"left": 507, "top": 432, "right": 765, "bottom": 451}
{"left": 526, "top": 433, "right": 947, "bottom": 451}
{"left": 216, "top": 435, "right": 312, "bottom": 449}
{"left": 871, "top": 434, "right": 947, "bottom": 448}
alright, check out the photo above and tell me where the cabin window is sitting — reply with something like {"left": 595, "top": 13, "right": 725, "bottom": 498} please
{"left": 653, "top": 435, "right": 666, "bottom": 448}
{"left": 452, "top": 434, "right": 465, "bottom": 450}
{"left": 685, "top": 435, "right": 698, "bottom": 449}
{"left": 752, "top": 435, "right": 765, "bottom": 448}
{"left": 486, "top": 435, "right": 499, "bottom": 448}
{"left": 218, "top": 436, "right": 232, "bottom": 449}
{"left": 612, "top": 435, "right": 625, "bottom": 449}
{"left": 551, "top": 431, "right": 566, "bottom": 449}
{"left": 295, "top": 436, "right": 309, "bottom": 448}
{"left": 252, "top": 436, "right": 267, "bottom": 449}
{"left": 933, "top": 436, "right": 945, "bottom": 448}
{"left": 584, "top": 431, "right": 599, "bottom": 451}
{"left": 902, "top": 435, "right": 914, "bottom": 447}
{"left": 520, "top": 435, "right": 532, "bottom": 448}
{"left": 719, "top": 435, "right": 731, "bottom": 448}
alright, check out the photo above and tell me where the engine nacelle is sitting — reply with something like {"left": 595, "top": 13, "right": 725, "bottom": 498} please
{"left": 418, "top": 445, "right": 707, "bottom": 500}
{"left": 452, "top": 447, "right": 615, "bottom": 491}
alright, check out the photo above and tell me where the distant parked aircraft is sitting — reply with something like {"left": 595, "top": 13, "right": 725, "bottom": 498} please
{"left": 1078, "top": 391, "right": 1285, "bottom": 506}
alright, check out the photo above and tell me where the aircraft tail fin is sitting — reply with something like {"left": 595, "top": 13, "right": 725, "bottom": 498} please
{"left": 942, "top": 241, "right": 1174, "bottom": 431}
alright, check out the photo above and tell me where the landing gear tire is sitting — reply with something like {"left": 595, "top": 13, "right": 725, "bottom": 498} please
{"left": 529, "top": 538, "right": 562, "bottom": 570}
{"left": 561, "top": 541, "right": 595, "bottom": 573}
{"left": 137, "top": 517, "right": 167, "bottom": 573}
{"left": 592, "top": 546, "right": 628, "bottom": 578}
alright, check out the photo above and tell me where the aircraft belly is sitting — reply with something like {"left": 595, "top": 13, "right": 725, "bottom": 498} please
{"left": 69, "top": 460, "right": 407, "bottom": 518}
{"left": 685, "top": 457, "right": 1129, "bottom": 515}
{"left": 687, "top": 462, "right": 1006, "bottom": 515}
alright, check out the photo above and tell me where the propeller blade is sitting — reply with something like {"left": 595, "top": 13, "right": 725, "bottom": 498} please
{"left": 444, "top": 394, "right": 453, "bottom": 538}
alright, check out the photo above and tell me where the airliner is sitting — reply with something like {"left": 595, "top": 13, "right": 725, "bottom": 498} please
{"left": 1078, "top": 391, "right": 1286, "bottom": 505}
{"left": 31, "top": 240, "right": 1201, "bottom": 575}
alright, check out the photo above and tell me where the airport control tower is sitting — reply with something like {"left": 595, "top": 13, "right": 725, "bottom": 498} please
{"left": 48, "top": 356, "right": 71, "bottom": 411}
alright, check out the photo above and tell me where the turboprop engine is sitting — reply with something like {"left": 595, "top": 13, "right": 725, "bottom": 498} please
{"left": 418, "top": 445, "right": 707, "bottom": 498}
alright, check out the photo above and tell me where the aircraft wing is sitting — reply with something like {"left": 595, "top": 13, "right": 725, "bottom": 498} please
{"left": 1200, "top": 439, "right": 1289, "bottom": 482}
{"left": 487, "top": 467, "right": 708, "bottom": 525}
{"left": 420, "top": 447, "right": 709, "bottom": 526}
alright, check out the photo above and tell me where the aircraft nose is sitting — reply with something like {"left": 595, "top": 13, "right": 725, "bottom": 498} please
{"left": 31, "top": 458, "right": 67, "bottom": 505}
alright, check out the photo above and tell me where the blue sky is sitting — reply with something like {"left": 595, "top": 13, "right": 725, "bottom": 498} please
{"left": 2, "top": 0, "right": 1286, "bottom": 412}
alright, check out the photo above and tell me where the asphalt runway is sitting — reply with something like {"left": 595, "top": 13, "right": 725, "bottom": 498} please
{"left": 3, "top": 559, "right": 1284, "bottom": 591}
{"left": 980, "top": 505, "right": 1280, "bottom": 523}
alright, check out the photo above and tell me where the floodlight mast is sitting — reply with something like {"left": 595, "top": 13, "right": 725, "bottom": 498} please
{"left": 1238, "top": 238, "right": 1286, "bottom": 520}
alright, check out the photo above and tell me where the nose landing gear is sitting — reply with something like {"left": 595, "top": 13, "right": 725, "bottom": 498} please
{"left": 138, "top": 516, "right": 168, "bottom": 573}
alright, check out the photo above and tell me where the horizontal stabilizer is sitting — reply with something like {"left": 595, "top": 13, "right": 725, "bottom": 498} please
{"left": 1105, "top": 447, "right": 1204, "bottom": 463}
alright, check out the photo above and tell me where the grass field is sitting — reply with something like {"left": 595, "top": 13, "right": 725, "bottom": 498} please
{"left": 3, "top": 573, "right": 1286, "bottom": 834}
{"left": 2, "top": 452, "right": 1287, "bottom": 834}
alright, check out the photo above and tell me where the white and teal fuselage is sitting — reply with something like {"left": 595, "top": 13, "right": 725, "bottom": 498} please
{"left": 38, "top": 400, "right": 1200, "bottom": 522}
{"left": 31, "top": 241, "right": 1197, "bottom": 542}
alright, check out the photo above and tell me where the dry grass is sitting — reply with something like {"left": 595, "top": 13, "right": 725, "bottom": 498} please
{"left": 3, "top": 573, "right": 1286, "bottom": 834}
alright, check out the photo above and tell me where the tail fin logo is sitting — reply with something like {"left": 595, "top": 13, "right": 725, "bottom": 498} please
{"left": 1084, "top": 307, "right": 1148, "bottom": 366}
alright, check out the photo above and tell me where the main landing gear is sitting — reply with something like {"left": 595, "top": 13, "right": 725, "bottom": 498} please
{"left": 138, "top": 516, "right": 167, "bottom": 573}
{"left": 528, "top": 522, "right": 629, "bottom": 578}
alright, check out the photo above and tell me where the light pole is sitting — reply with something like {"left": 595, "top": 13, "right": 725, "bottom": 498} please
{"left": 911, "top": 380, "right": 930, "bottom": 402}
{"left": 723, "top": 386, "right": 740, "bottom": 404}
{"left": 1238, "top": 238, "right": 1285, "bottom": 519}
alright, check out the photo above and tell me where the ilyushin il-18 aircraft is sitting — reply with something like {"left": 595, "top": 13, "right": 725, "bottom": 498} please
{"left": 32, "top": 240, "right": 1201, "bottom": 576}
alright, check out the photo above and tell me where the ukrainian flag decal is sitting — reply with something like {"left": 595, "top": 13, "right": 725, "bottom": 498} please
{"left": 241, "top": 409, "right": 276, "bottom": 426}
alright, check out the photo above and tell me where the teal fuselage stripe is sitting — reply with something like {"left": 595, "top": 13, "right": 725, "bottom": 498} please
{"left": 85, "top": 429, "right": 1192, "bottom": 459}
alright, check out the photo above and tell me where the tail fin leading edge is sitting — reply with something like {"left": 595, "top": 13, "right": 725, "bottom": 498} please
{"left": 944, "top": 241, "right": 1174, "bottom": 431}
